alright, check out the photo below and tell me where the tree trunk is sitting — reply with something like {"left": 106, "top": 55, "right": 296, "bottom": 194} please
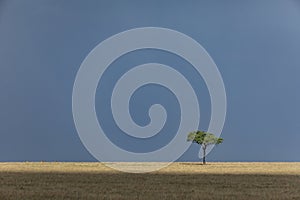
{"left": 202, "top": 145, "right": 206, "bottom": 165}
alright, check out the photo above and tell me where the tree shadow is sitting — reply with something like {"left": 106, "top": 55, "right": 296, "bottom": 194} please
{"left": 179, "top": 162, "right": 208, "bottom": 166}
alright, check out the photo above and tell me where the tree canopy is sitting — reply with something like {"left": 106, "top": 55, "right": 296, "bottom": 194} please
{"left": 187, "top": 131, "right": 223, "bottom": 146}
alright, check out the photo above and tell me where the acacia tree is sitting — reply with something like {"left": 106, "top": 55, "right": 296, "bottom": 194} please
{"left": 187, "top": 131, "right": 223, "bottom": 164}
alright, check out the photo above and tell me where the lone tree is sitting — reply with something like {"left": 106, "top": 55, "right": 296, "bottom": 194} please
{"left": 187, "top": 131, "right": 223, "bottom": 164}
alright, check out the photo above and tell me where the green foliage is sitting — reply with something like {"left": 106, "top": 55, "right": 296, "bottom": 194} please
{"left": 187, "top": 131, "right": 223, "bottom": 146}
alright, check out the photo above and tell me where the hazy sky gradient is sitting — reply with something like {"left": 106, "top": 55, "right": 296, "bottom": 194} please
{"left": 0, "top": 0, "right": 300, "bottom": 161}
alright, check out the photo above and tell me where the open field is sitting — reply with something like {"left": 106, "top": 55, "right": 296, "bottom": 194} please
{"left": 0, "top": 162, "right": 300, "bottom": 199}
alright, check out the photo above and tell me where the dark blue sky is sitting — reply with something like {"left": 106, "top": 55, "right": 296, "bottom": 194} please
{"left": 0, "top": 0, "right": 300, "bottom": 162}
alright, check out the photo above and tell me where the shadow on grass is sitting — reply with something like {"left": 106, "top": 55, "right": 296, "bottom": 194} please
{"left": 0, "top": 171, "right": 300, "bottom": 199}
{"left": 179, "top": 162, "right": 207, "bottom": 166}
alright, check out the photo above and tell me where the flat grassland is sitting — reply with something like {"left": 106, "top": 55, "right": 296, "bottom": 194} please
{"left": 0, "top": 162, "right": 300, "bottom": 199}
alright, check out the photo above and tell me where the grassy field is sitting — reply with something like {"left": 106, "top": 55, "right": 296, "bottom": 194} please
{"left": 0, "top": 162, "right": 300, "bottom": 199}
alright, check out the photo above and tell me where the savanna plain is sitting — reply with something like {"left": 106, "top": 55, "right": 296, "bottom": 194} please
{"left": 0, "top": 162, "right": 300, "bottom": 199}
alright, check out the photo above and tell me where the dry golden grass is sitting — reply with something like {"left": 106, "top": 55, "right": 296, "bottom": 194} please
{"left": 0, "top": 162, "right": 300, "bottom": 199}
